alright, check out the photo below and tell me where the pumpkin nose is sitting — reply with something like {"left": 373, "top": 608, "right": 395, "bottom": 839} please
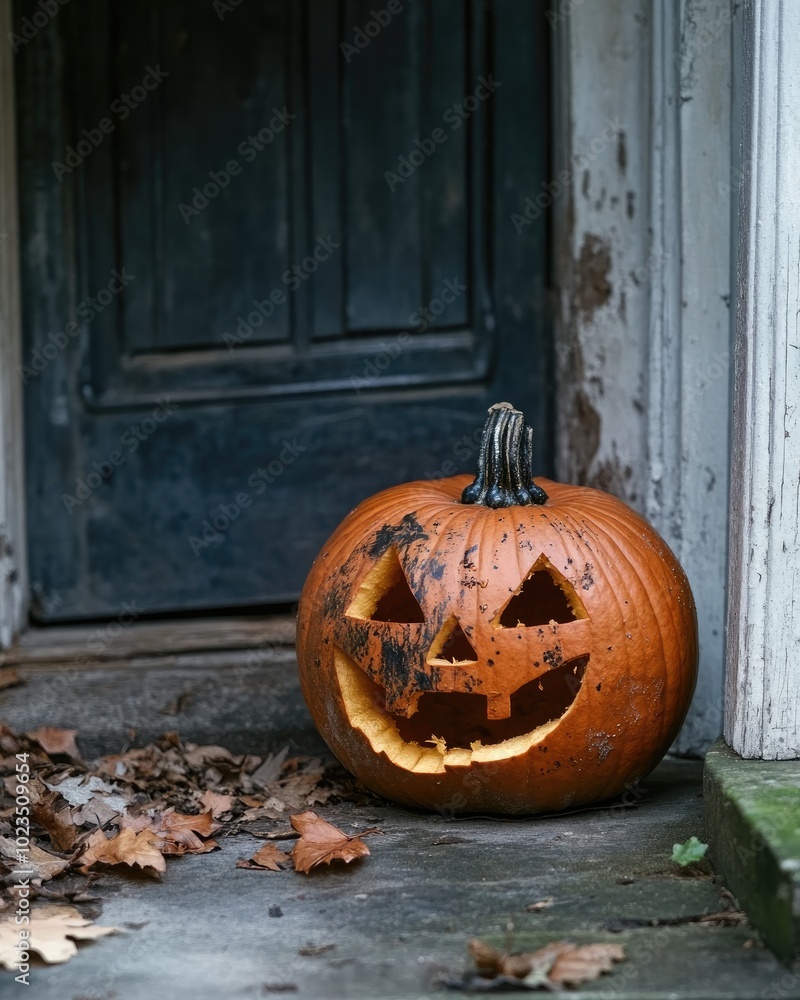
{"left": 426, "top": 618, "right": 478, "bottom": 666}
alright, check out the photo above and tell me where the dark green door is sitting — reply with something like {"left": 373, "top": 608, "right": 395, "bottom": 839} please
{"left": 15, "top": 0, "right": 551, "bottom": 621}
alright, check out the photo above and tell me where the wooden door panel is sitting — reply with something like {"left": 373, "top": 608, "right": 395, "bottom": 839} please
{"left": 15, "top": 0, "right": 551, "bottom": 620}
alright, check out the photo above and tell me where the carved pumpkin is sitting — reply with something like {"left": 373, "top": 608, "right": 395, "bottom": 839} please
{"left": 297, "top": 403, "right": 697, "bottom": 815}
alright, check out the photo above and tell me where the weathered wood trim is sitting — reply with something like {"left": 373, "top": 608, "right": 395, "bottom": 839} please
{"left": 553, "top": 0, "right": 651, "bottom": 507}
{"left": 554, "top": 0, "right": 734, "bottom": 754}
{"left": 647, "top": 0, "right": 734, "bottom": 755}
{"left": 1, "top": 614, "right": 296, "bottom": 666}
{"left": 725, "top": 0, "right": 800, "bottom": 760}
{"left": 0, "top": 0, "right": 28, "bottom": 649}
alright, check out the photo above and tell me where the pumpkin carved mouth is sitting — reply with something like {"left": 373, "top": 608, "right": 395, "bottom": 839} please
{"left": 333, "top": 647, "right": 588, "bottom": 773}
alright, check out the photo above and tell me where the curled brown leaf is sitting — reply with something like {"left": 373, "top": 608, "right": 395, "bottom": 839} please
{"left": 289, "top": 811, "right": 379, "bottom": 874}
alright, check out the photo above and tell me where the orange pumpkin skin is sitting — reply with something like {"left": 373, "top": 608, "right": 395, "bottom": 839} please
{"left": 297, "top": 425, "right": 697, "bottom": 816}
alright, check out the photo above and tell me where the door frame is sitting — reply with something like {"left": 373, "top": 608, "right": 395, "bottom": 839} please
{"left": 0, "top": 0, "right": 27, "bottom": 649}
{"left": 0, "top": 0, "right": 795, "bottom": 759}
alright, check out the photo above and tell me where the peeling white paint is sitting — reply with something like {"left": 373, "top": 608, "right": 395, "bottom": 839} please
{"left": 554, "top": 0, "right": 734, "bottom": 753}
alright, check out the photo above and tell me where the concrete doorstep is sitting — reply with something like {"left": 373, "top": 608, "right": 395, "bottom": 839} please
{"left": 6, "top": 756, "right": 799, "bottom": 1000}
{"left": 705, "top": 739, "right": 800, "bottom": 964}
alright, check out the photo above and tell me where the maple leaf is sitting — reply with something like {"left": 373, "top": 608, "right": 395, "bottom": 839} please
{"left": 239, "top": 794, "right": 263, "bottom": 808}
{"left": 199, "top": 790, "right": 235, "bottom": 817}
{"left": 153, "top": 808, "right": 221, "bottom": 855}
{"left": 43, "top": 774, "right": 129, "bottom": 826}
{"left": 249, "top": 747, "right": 290, "bottom": 788}
{"left": 240, "top": 796, "right": 288, "bottom": 822}
{"left": 0, "top": 904, "right": 120, "bottom": 967}
{"left": 275, "top": 773, "right": 330, "bottom": 811}
{"left": 78, "top": 827, "right": 166, "bottom": 876}
{"left": 117, "top": 812, "right": 157, "bottom": 833}
{"left": 0, "top": 837, "right": 70, "bottom": 882}
{"left": 182, "top": 743, "right": 242, "bottom": 771}
{"left": 464, "top": 938, "right": 625, "bottom": 989}
{"left": 548, "top": 942, "right": 626, "bottom": 985}
{"left": 26, "top": 727, "right": 82, "bottom": 760}
{"left": 236, "top": 843, "right": 291, "bottom": 871}
{"left": 289, "top": 810, "right": 379, "bottom": 874}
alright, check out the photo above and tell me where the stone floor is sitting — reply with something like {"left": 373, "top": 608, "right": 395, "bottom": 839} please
{"left": 18, "top": 757, "right": 800, "bottom": 1000}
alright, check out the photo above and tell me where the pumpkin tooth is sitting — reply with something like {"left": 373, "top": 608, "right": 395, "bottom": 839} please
{"left": 383, "top": 690, "right": 420, "bottom": 718}
{"left": 485, "top": 693, "right": 511, "bottom": 720}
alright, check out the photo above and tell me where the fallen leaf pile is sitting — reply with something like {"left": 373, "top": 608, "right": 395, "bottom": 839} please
{"left": 442, "top": 937, "right": 625, "bottom": 991}
{"left": 0, "top": 723, "right": 377, "bottom": 907}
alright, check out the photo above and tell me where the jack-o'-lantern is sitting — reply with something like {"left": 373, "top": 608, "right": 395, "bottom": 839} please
{"left": 297, "top": 403, "right": 697, "bottom": 815}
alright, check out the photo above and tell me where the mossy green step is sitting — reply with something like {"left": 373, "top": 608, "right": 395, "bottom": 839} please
{"left": 705, "top": 739, "right": 800, "bottom": 962}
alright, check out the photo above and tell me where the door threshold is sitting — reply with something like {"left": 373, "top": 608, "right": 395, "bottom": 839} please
{"left": 0, "top": 613, "right": 296, "bottom": 667}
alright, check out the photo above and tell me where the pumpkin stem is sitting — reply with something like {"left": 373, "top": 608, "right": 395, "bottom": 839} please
{"left": 461, "top": 402, "right": 548, "bottom": 508}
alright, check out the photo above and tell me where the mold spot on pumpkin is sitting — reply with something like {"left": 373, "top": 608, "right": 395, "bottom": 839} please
{"left": 368, "top": 512, "right": 429, "bottom": 559}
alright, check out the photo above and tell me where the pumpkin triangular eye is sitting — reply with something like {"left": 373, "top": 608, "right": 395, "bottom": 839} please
{"left": 494, "top": 557, "right": 587, "bottom": 627}
{"left": 427, "top": 617, "right": 478, "bottom": 665}
{"left": 346, "top": 547, "right": 425, "bottom": 623}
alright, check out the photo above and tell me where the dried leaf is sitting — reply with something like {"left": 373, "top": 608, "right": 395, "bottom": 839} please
{"left": 525, "top": 897, "right": 554, "bottom": 913}
{"left": 464, "top": 938, "right": 625, "bottom": 989}
{"left": 30, "top": 788, "right": 80, "bottom": 852}
{"left": 241, "top": 796, "right": 288, "bottom": 822}
{"left": 160, "top": 837, "right": 219, "bottom": 857}
{"left": 182, "top": 744, "right": 242, "bottom": 771}
{"left": 78, "top": 828, "right": 166, "bottom": 876}
{"left": 0, "top": 668, "right": 22, "bottom": 691}
{"left": 467, "top": 937, "right": 506, "bottom": 976}
{"left": 157, "top": 808, "right": 219, "bottom": 846}
{"left": 298, "top": 943, "right": 335, "bottom": 956}
{"left": 199, "top": 790, "right": 235, "bottom": 817}
{"left": 236, "top": 844, "right": 291, "bottom": 871}
{"left": 27, "top": 727, "right": 82, "bottom": 760}
{"left": 290, "top": 811, "right": 377, "bottom": 874}
{"left": 0, "top": 904, "right": 120, "bottom": 966}
{"left": 0, "top": 837, "right": 71, "bottom": 882}
{"left": 276, "top": 773, "right": 330, "bottom": 811}
{"left": 43, "top": 774, "right": 130, "bottom": 826}
{"left": 549, "top": 942, "right": 625, "bottom": 985}
{"left": 117, "top": 812, "right": 157, "bottom": 833}
{"left": 249, "top": 747, "right": 290, "bottom": 788}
